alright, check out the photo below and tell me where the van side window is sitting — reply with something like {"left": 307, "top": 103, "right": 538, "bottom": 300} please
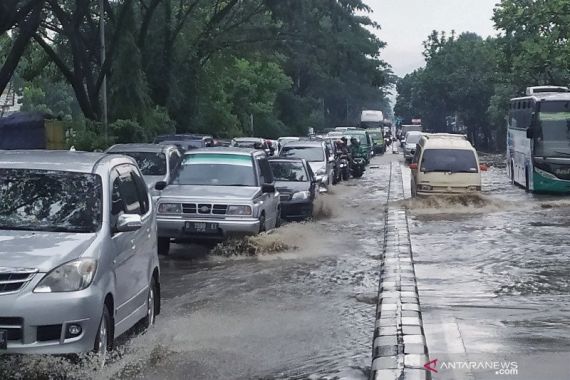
{"left": 257, "top": 157, "right": 274, "bottom": 184}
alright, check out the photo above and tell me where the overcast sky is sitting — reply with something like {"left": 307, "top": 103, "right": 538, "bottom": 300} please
{"left": 366, "top": 0, "right": 499, "bottom": 77}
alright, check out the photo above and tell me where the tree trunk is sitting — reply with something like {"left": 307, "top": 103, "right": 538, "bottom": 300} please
{"left": 0, "top": 3, "right": 42, "bottom": 97}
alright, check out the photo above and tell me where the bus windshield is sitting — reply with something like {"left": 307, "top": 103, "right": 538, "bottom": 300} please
{"left": 535, "top": 101, "right": 570, "bottom": 157}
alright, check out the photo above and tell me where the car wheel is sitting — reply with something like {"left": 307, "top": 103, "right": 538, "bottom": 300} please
{"left": 259, "top": 213, "right": 266, "bottom": 233}
{"left": 141, "top": 277, "right": 158, "bottom": 330}
{"left": 158, "top": 237, "right": 170, "bottom": 256}
{"left": 93, "top": 304, "right": 112, "bottom": 368}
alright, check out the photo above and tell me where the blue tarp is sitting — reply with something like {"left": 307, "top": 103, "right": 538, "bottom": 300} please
{"left": 0, "top": 112, "right": 49, "bottom": 149}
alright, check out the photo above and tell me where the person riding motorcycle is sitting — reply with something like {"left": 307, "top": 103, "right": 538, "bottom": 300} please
{"left": 349, "top": 137, "right": 365, "bottom": 158}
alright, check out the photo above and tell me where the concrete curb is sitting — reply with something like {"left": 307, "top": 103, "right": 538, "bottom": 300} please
{"left": 370, "top": 162, "right": 431, "bottom": 380}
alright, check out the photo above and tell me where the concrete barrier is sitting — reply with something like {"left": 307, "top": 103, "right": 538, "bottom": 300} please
{"left": 370, "top": 162, "right": 430, "bottom": 380}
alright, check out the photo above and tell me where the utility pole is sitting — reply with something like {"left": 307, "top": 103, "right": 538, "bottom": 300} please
{"left": 99, "top": 0, "right": 108, "bottom": 142}
{"left": 250, "top": 113, "right": 254, "bottom": 135}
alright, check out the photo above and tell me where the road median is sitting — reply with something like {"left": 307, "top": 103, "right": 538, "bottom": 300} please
{"left": 370, "top": 162, "right": 430, "bottom": 380}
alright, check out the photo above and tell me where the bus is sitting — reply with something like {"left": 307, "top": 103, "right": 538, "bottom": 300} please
{"left": 507, "top": 86, "right": 570, "bottom": 193}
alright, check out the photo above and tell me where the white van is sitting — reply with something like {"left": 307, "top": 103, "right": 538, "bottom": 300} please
{"left": 410, "top": 134, "right": 486, "bottom": 196}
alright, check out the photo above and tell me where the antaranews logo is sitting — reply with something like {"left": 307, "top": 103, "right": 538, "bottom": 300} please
{"left": 424, "top": 358, "right": 519, "bottom": 376}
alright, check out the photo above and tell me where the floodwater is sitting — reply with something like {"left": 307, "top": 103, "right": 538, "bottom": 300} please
{"left": 408, "top": 157, "right": 570, "bottom": 379}
{"left": 0, "top": 155, "right": 395, "bottom": 380}
{"left": 3, "top": 152, "right": 569, "bottom": 380}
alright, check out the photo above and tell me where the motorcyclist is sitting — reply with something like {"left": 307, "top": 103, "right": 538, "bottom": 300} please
{"left": 349, "top": 137, "right": 364, "bottom": 158}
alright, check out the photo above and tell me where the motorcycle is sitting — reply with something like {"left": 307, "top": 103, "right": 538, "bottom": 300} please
{"left": 350, "top": 156, "right": 366, "bottom": 178}
{"left": 339, "top": 154, "right": 350, "bottom": 181}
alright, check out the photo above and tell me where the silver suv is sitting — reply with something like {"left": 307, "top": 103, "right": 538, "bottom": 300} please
{"left": 105, "top": 143, "right": 182, "bottom": 195}
{"left": 0, "top": 151, "right": 160, "bottom": 356}
{"left": 155, "top": 148, "right": 281, "bottom": 255}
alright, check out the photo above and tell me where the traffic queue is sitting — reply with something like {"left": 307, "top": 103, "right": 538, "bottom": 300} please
{"left": 0, "top": 126, "right": 383, "bottom": 361}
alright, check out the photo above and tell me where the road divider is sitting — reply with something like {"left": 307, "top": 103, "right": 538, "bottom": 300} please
{"left": 370, "top": 162, "right": 431, "bottom": 380}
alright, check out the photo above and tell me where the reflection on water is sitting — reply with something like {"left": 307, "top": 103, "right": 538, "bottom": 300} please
{"left": 409, "top": 162, "right": 570, "bottom": 353}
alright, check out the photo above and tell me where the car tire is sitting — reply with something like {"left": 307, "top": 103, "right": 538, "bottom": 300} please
{"left": 141, "top": 277, "right": 158, "bottom": 330}
{"left": 158, "top": 237, "right": 170, "bottom": 256}
{"left": 93, "top": 304, "right": 112, "bottom": 367}
{"left": 259, "top": 213, "right": 266, "bottom": 233}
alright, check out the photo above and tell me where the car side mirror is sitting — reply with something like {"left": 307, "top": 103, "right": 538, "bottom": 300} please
{"left": 155, "top": 181, "right": 167, "bottom": 191}
{"left": 115, "top": 214, "right": 143, "bottom": 233}
{"left": 409, "top": 163, "right": 418, "bottom": 170}
{"left": 261, "top": 184, "right": 275, "bottom": 193}
{"left": 526, "top": 128, "right": 534, "bottom": 139}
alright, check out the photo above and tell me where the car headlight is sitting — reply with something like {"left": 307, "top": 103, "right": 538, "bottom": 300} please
{"left": 34, "top": 259, "right": 97, "bottom": 293}
{"left": 292, "top": 191, "right": 310, "bottom": 200}
{"left": 227, "top": 205, "right": 253, "bottom": 215}
{"left": 158, "top": 202, "right": 182, "bottom": 214}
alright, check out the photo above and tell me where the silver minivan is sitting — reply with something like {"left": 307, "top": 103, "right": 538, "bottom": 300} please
{"left": 0, "top": 151, "right": 160, "bottom": 357}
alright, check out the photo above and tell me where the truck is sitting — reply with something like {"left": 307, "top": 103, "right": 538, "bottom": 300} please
{"left": 360, "top": 110, "right": 384, "bottom": 129}
{"left": 0, "top": 112, "right": 66, "bottom": 150}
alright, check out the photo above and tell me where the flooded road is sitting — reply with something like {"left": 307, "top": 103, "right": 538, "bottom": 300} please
{"left": 0, "top": 154, "right": 393, "bottom": 380}
{"left": 2, "top": 152, "right": 570, "bottom": 380}
{"left": 407, "top": 159, "right": 570, "bottom": 379}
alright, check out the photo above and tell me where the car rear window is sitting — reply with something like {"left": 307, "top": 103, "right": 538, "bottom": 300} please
{"left": 112, "top": 151, "right": 167, "bottom": 176}
{"left": 280, "top": 146, "right": 324, "bottom": 162}
{"left": 421, "top": 149, "right": 478, "bottom": 173}
{"left": 173, "top": 154, "right": 256, "bottom": 186}
{"left": 269, "top": 161, "right": 309, "bottom": 182}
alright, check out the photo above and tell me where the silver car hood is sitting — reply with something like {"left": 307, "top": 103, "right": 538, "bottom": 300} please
{"left": 0, "top": 231, "right": 97, "bottom": 273}
{"left": 159, "top": 185, "right": 261, "bottom": 201}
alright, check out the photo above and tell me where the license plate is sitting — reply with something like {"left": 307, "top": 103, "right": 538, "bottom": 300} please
{"left": 184, "top": 221, "right": 219, "bottom": 233}
{"left": 0, "top": 329, "right": 7, "bottom": 349}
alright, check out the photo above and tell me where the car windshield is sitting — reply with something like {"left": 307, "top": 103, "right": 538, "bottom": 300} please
{"left": 280, "top": 146, "right": 324, "bottom": 162}
{"left": 113, "top": 151, "right": 167, "bottom": 176}
{"left": 406, "top": 134, "right": 422, "bottom": 144}
{"left": 535, "top": 102, "right": 570, "bottom": 157}
{"left": 173, "top": 153, "right": 256, "bottom": 186}
{"left": 421, "top": 149, "right": 478, "bottom": 173}
{"left": 0, "top": 169, "right": 102, "bottom": 233}
{"left": 269, "top": 161, "right": 309, "bottom": 182}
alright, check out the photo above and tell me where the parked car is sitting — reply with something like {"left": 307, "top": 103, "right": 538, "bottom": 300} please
{"left": 231, "top": 137, "right": 273, "bottom": 156}
{"left": 0, "top": 151, "right": 160, "bottom": 356}
{"left": 410, "top": 134, "right": 485, "bottom": 196}
{"left": 154, "top": 134, "right": 214, "bottom": 152}
{"left": 269, "top": 158, "right": 318, "bottom": 220}
{"left": 155, "top": 148, "right": 281, "bottom": 254}
{"left": 279, "top": 140, "right": 334, "bottom": 190}
{"left": 277, "top": 137, "right": 300, "bottom": 153}
{"left": 404, "top": 131, "right": 423, "bottom": 162}
{"left": 105, "top": 143, "right": 182, "bottom": 195}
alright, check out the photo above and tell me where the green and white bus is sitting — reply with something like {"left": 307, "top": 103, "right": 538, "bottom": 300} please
{"left": 507, "top": 86, "right": 570, "bottom": 193}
